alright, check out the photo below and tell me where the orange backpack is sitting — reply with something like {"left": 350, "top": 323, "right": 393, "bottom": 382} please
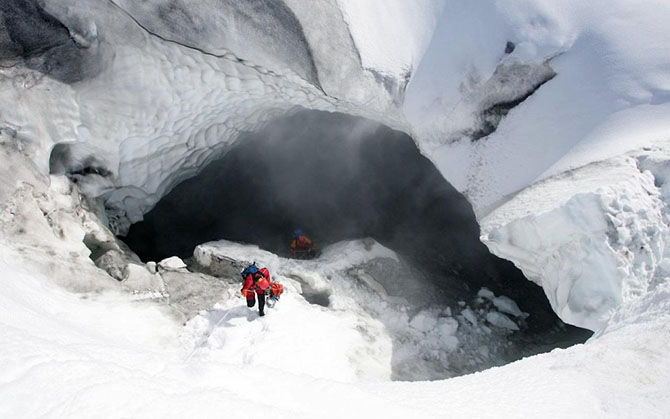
{"left": 254, "top": 267, "right": 271, "bottom": 291}
{"left": 270, "top": 282, "right": 284, "bottom": 298}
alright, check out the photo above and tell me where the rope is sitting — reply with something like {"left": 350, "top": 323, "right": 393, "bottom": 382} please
{"left": 183, "top": 306, "right": 236, "bottom": 362}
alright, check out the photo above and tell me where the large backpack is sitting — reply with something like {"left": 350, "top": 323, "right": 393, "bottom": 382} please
{"left": 266, "top": 282, "right": 284, "bottom": 308}
{"left": 242, "top": 263, "right": 270, "bottom": 291}
{"left": 241, "top": 263, "right": 260, "bottom": 278}
{"left": 256, "top": 267, "right": 271, "bottom": 291}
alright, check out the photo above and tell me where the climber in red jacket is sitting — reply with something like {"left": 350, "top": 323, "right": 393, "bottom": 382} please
{"left": 241, "top": 263, "right": 271, "bottom": 317}
{"left": 289, "top": 228, "right": 320, "bottom": 259}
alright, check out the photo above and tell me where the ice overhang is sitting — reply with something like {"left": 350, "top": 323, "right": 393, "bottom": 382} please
{"left": 15, "top": 0, "right": 412, "bottom": 234}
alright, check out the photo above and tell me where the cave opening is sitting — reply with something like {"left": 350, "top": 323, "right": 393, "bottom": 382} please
{"left": 122, "top": 109, "right": 591, "bottom": 375}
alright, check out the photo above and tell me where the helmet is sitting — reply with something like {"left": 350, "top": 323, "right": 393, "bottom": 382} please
{"left": 293, "top": 228, "right": 303, "bottom": 238}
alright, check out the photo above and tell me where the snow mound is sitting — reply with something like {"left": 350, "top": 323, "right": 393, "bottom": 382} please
{"left": 483, "top": 154, "right": 670, "bottom": 330}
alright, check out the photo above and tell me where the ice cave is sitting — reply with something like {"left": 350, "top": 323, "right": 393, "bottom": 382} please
{"left": 1, "top": 0, "right": 670, "bottom": 417}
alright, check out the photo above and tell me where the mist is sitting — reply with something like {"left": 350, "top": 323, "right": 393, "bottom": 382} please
{"left": 123, "top": 109, "right": 559, "bottom": 328}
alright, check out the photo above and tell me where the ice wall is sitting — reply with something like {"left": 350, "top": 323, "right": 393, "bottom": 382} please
{"left": 481, "top": 154, "right": 670, "bottom": 330}
{"left": 0, "top": 0, "right": 408, "bottom": 235}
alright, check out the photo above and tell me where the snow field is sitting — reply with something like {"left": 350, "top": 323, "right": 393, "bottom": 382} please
{"left": 2, "top": 239, "right": 669, "bottom": 418}
{"left": 1, "top": 0, "right": 670, "bottom": 415}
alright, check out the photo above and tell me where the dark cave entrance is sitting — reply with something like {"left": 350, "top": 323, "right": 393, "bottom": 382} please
{"left": 122, "top": 109, "right": 591, "bottom": 350}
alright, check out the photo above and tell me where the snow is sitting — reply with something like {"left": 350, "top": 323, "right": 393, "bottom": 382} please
{"left": 482, "top": 154, "right": 670, "bottom": 330}
{"left": 1, "top": 235, "right": 669, "bottom": 417}
{"left": 158, "top": 256, "right": 187, "bottom": 271}
{"left": 193, "top": 239, "right": 489, "bottom": 380}
{"left": 2, "top": 0, "right": 670, "bottom": 416}
{"left": 337, "top": 0, "right": 445, "bottom": 80}
{"left": 478, "top": 287, "right": 528, "bottom": 319}
{"left": 1, "top": 0, "right": 410, "bottom": 235}
{"left": 486, "top": 311, "right": 520, "bottom": 331}
{"left": 400, "top": 0, "right": 670, "bottom": 332}
{"left": 406, "top": 0, "right": 670, "bottom": 210}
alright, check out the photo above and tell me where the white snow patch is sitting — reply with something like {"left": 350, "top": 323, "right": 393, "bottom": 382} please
{"left": 337, "top": 0, "right": 445, "bottom": 80}
{"left": 158, "top": 256, "right": 188, "bottom": 272}
{"left": 478, "top": 287, "right": 528, "bottom": 319}
{"left": 486, "top": 311, "right": 520, "bottom": 331}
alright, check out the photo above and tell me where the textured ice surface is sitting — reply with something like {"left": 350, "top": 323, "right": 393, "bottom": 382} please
{"left": 1, "top": 0, "right": 408, "bottom": 235}
{"left": 482, "top": 154, "right": 670, "bottom": 330}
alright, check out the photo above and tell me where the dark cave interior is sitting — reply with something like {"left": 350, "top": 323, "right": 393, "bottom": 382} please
{"left": 121, "top": 109, "right": 590, "bottom": 343}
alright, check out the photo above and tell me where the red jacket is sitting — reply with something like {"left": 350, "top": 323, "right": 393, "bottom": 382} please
{"left": 290, "top": 236, "right": 313, "bottom": 257}
{"left": 291, "top": 235, "right": 312, "bottom": 250}
{"left": 242, "top": 268, "right": 271, "bottom": 296}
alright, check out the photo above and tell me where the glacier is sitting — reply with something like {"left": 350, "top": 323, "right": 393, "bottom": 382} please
{"left": 1, "top": 0, "right": 670, "bottom": 416}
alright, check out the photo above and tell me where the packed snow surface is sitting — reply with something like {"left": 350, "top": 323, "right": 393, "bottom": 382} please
{"left": 191, "top": 239, "right": 531, "bottom": 381}
{"left": 337, "top": 0, "right": 445, "bottom": 81}
{"left": 1, "top": 239, "right": 669, "bottom": 418}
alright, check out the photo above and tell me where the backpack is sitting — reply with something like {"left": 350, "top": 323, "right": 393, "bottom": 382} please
{"left": 241, "top": 263, "right": 260, "bottom": 278}
{"left": 266, "top": 282, "right": 284, "bottom": 308}
{"left": 270, "top": 282, "right": 284, "bottom": 298}
{"left": 242, "top": 263, "right": 270, "bottom": 291}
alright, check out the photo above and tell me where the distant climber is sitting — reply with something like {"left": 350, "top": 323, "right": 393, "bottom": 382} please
{"left": 289, "top": 228, "right": 320, "bottom": 259}
{"left": 241, "top": 263, "right": 272, "bottom": 316}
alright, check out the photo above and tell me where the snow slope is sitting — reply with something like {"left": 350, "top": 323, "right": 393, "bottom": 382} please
{"left": 406, "top": 0, "right": 670, "bottom": 209}
{"left": 337, "top": 0, "right": 445, "bottom": 82}
{"left": 1, "top": 233, "right": 669, "bottom": 418}
{"left": 191, "top": 239, "right": 500, "bottom": 381}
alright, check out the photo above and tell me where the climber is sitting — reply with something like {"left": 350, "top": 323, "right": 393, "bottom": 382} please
{"left": 289, "top": 228, "right": 320, "bottom": 259}
{"left": 241, "top": 263, "right": 272, "bottom": 317}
